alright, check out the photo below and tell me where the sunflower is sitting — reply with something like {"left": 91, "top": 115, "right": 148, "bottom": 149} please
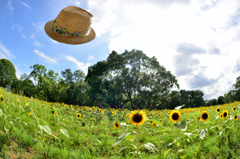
{"left": 169, "top": 110, "right": 182, "bottom": 123}
{"left": 200, "top": 111, "right": 209, "bottom": 122}
{"left": 197, "top": 117, "right": 200, "bottom": 121}
{"left": 233, "top": 107, "right": 236, "bottom": 111}
{"left": 222, "top": 110, "right": 228, "bottom": 119}
{"left": 16, "top": 99, "right": 20, "bottom": 106}
{"left": 152, "top": 122, "right": 156, "bottom": 128}
{"left": 159, "top": 119, "right": 161, "bottom": 123}
{"left": 77, "top": 113, "right": 81, "bottom": 119}
{"left": 216, "top": 108, "right": 220, "bottom": 113}
{"left": 149, "top": 120, "right": 153, "bottom": 124}
{"left": 99, "top": 109, "right": 103, "bottom": 113}
{"left": 33, "top": 110, "right": 35, "bottom": 113}
{"left": 220, "top": 113, "right": 223, "bottom": 119}
{"left": 158, "top": 113, "right": 161, "bottom": 117}
{"left": 0, "top": 95, "right": 3, "bottom": 103}
{"left": 42, "top": 104, "right": 44, "bottom": 108}
{"left": 234, "top": 114, "right": 238, "bottom": 121}
{"left": 129, "top": 110, "right": 147, "bottom": 126}
{"left": 100, "top": 115, "right": 103, "bottom": 119}
{"left": 52, "top": 111, "right": 55, "bottom": 116}
{"left": 126, "top": 113, "right": 130, "bottom": 117}
{"left": 114, "top": 122, "right": 120, "bottom": 129}
{"left": 27, "top": 113, "right": 31, "bottom": 116}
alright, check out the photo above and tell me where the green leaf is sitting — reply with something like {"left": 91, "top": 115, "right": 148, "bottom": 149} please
{"left": 4, "top": 127, "right": 9, "bottom": 133}
{"left": 39, "top": 125, "right": 52, "bottom": 135}
{"left": 149, "top": 119, "right": 162, "bottom": 126}
{"left": 175, "top": 104, "right": 185, "bottom": 110}
{"left": 0, "top": 109, "right": 3, "bottom": 117}
{"left": 95, "top": 139, "right": 102, "bottom": 145}
{"left": 184, "top": 133, "right": 194, "bottom": 139}
{"left": 157, "top": 128, "right": 170, "bottom": 133}
{"left": 174, "top": 120, "right": 187, "bottom": 131}
{"left": 198, "top": 129, "right": 208, "bottom": 140}
{"left": 60, "top": 128, "right": 69, "bottom": 138}
{"left": 162, "top": 140, "right": 172, "bottom": 149}
{"left": 118, "top": 146, "right": 134, "bottom": 153}
{"left": 39, "top": 124, "right": 59, "bottom": 140}
{"left": 112, "top": 132, "right": 130, "bottom": 147}
{"left": 126, "top": 135, "right": 135, "bottom": 141}
{"left": 145, "top": 142, "right": 158, "bottom": 153}
{"left": 164, "top": 149, "right": 171, "bottom": 156}
{"left": 217, "top": 131, "right": 222, "bottom": 137}
{"left": 178, "top": 149, "right": 186, "bottom": 158}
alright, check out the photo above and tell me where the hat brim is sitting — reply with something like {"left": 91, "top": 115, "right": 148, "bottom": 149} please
{"left": 44, "top": 20, "right": 96, "bottom": 45}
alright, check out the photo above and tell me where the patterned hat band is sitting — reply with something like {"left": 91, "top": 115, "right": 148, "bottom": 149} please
{"left": 53, "top": 20, "right": 91, "bottom": 37}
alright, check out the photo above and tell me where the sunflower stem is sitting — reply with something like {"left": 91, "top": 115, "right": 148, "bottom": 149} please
{"left": 136, "top": 125, "right": 140, "bottom": 159}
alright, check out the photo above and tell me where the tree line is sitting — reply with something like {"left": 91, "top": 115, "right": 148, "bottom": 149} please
{"left": 0, "top": 49, "right": 239, "bottom": 110}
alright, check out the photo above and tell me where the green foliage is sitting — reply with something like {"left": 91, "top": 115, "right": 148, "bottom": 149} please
{"left": 0, "top": 59, "right": 17, "bottom": 87}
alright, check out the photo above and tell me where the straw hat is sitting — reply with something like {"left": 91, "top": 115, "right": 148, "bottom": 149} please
{"left": 44, "top": 6, "right": 95, "bottom": 45}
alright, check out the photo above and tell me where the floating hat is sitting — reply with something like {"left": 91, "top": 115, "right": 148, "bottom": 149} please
{"left": 44, "top": 6, "right": 95, "bottom": 45}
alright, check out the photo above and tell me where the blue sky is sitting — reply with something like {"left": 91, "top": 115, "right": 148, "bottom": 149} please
{"left": 1, "top": 0, "right": 240, "bottom": 100}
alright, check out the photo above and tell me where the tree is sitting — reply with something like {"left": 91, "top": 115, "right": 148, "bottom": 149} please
{"left": 217, "top": 96, "right": 224, "bottom": 105}
{"left": 29, "top": 64, "right": 47, "bottom": 99}
{"left": 20, "top": 73, "right": 36, "bottom": 97}
{"left": 85, "top": 49, "right": 179, "bottom": 110}
{"left": 233, "top": 76, "right": 240, "bottom": 101}
{"left": 0, "top": 59, "right": 17, "bottom": 87}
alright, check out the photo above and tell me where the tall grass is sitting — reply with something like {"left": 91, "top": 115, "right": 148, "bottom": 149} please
{"left": 0, "top": 86, "right": 240, "bottom": 158}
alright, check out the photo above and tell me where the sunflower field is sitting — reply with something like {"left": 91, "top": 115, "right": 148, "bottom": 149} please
{"left": 0, "top": 87, "right": 240, "bottom": 158}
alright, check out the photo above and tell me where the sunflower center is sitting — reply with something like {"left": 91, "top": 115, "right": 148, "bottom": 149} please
{"left": 172, "top": 113, "right": 179, "bottom": 120}
{"left": 115, "top": 123, "right": 119, "bottom": 127}
{"left": 202, "top": 113, "right": 208, "bottom": 119}
{"left": 217, "top": 109, "right": 220, "bottom": 112}
{"left": 132, "top": 114, "right": 143, "bottom": 123}
{"left": 223, "top": 112, "right": 227, "bottom": 117}
{"left": 235, "top": 115, "right": 237, "bottom": 119}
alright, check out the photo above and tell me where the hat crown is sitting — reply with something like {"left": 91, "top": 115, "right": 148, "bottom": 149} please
{"left": 56, "top": 6, "right": 92, "bottom": 33}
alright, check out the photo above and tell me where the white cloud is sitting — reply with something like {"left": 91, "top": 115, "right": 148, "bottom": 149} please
{"left": 88, "top": 55, "right": 94, "bottom": 61}
{"left": 34, "top": 49, "right": 58, "bottom": 64}
{"left": 64, "top": 55, "right": 91, "bottom": 74}
{"left": 30, "top": 35, "right": 44, "bottom": 48}
{"left": 15, "top": 65, "right": 22, "bottom": 79}
{"left": 87, "top": 0, "right": 240, "bottom": 100}
{"left": 0, "top": 39, "right": 15, "bottom": 60}
{"left": 74, "top": 1, "right": 81, "bottom": 6}
{"left": 20, "top": 1, "right": 31, "bottom": 9}
{"left": 50, "top": 39, "right": 59, "bottom": 45}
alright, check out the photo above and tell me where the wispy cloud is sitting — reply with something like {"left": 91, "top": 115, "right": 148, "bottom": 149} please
{"left": 34, "top": 49, "right": 58, "bottom": 64}
{"left": 7, "top": 0, "right": 13, "bottom": 11}
{"left": 0, "top": 39, "right": 15, "bottom": 60}
{"left": 64, "top": 55, "right": 92, "bottom": 74}
{"left": 11, "top": 24, "right": 26, "bottom": 38}
{"left": 30, "top": 35, "right": 43, "bottom": 48}
{"left": 20, "top": 1, "right": 31, "bottom": 9}
{"left": 88, "top": 55, "right": 94, "bottom": 61}
{"left": 21, "top": 62, "right": 28, "bottom": 68}
{"left": 31, "top": 22, "right": 44, "bottom": 31}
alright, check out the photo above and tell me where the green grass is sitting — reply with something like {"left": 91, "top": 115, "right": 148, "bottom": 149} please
{"left": 0, "top": 87, "right": 240, "bottom": 158}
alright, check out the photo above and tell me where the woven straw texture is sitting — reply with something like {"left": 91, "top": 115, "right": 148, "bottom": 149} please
{"left": 44, "top": 6, "right": 95, "bottom": 45}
